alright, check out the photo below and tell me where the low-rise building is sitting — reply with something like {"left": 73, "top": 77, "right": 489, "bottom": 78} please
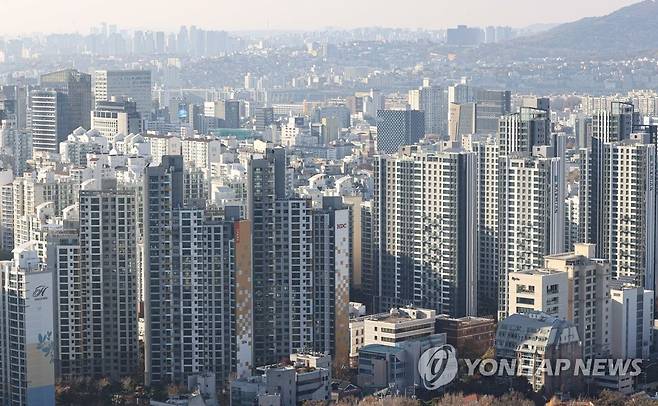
{"left": 507, "top": 269, "right": 569, "bottom": 319}
{"left": 356, "top": 333, "right": 447, "bottom": 395}
{"left": 349, "top": 307, "right": 436, "bottom": 366}
{"left": 435, "top": 316, "right": 495, "bottom": 356}
{"left": 495, "top": 311, "right": 582, "bottom": 395}
{"left": 230, "top": 353, "right": 331, "bottom": 406}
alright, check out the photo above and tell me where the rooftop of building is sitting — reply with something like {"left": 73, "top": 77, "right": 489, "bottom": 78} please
{"left": 510, "top": 268, "right": 566, "bottom": 277}
{"left": 358, "top": 344, "right": 406, "bottom": 355}
{"left": 436, "top": 315, "right": 495, "bottom": 325}
{"left": 362, "top": 307, "right": 436, "bottom": 324}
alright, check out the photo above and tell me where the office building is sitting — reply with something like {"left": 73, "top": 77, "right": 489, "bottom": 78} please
{"left": 255, "top": 107, "right": 274, "bottom": 131}
{"left": 373, "top": 145, "right": 477, "bottom": 316}
{"left": 434, "top": 316, "right": 495, "bottom": 355}
{"left": 448, "top": 102, "right": 476, "bottom": 142}
{"left": 91, "top": 99, "right": 142, "bottom": 144}
{"left": 94, "top": 70, "right": 152, "bottom": 117}
{"left": 0, "top": 243, "right": 56, "bottom": 406}
{"left": 29, "top": 90, "right": 65, "bottom": 152}
{"left": 448, "top": 84, "right": 511, "bottom": 135}
{"left": 475, "top": 89, "right": 512, "bottom": 134}
{"left": 356, "top": 333, "right": 447, "bottom": 394}
{"left": 375, "top": 109, "right": 424, "bottom": 153}
{"left": 40, "top": 68, "right": 92, "bottom": 130}
{"left": 223, "top": 100, "right": 241, "bottom": 129}
{"left": 349, "top": 307, "right": 437, "bottom": 360}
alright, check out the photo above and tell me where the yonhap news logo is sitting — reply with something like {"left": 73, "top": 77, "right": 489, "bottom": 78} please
{"left": 417, "top": 344, "right": 459, "bottom": 390}
{"left": 416, "top": 342, "right": 643, "bottom": 393}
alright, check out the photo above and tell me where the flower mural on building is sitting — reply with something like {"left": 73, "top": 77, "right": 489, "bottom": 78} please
{"left": 36, "top": 331, "right": 54, "bottom": 364}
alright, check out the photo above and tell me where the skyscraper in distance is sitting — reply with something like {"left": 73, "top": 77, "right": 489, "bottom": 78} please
{"left": 94, "top": 70, "right": 152, "bottom": 118}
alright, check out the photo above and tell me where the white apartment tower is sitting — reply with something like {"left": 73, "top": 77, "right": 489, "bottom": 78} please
{"left": 373, "top": 144, "right": 477, "bottom": 317}
{"left": 0, "top": 242, "right": 56, "bottom": 406}
{"left": 544, "top": 244, "right": 611, "bottom": 359}
{"left": 498, "top": 146, "right": 565, "bottom": 319}
{"left": 48, "top": 179, "right": 139, "bottom": 380}
{"left": 593, "top": 134, "right": 656, "bottom": 292}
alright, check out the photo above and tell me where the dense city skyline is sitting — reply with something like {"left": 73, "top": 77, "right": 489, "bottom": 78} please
{"left": 0, "top": 0, "right": 638, "bottom": 35}
{"left": 3, "top": 0, "right": 658, "bottom": 404}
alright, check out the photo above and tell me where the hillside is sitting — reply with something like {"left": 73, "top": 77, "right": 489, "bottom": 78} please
{"left": 512, "top": 0, "right": 658, "bottom": 56}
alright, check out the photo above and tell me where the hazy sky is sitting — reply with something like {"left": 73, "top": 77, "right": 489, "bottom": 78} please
{"left": 0, "top": 0, "right": 639, "bottom": 35}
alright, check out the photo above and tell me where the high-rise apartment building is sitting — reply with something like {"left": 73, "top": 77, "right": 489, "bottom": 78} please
{"left": 48, "top": 179, "right": 139, "bottom": 380}
{"left": 582, "top": 131, "right": 657, "bottom": 292}
{"left": 94, "top": 70, "right": 152, "bottom": 118}
{"left": 247, "top": 148, "right": 350, "bottom": 367}
{"left": 498, "top": 107, "right": 551, "bottom": 156}
{"left": 0, "top": 243, "right": 56, "bottom": 406}
{"left": 373, "top": 145, "right": 477, "bottom": 317}
{"left": 144, "top": 156, "right": 252, "bottom": 387}
{"left": 468, "top": 135, "right": 499, "bottom": 315}
{"left": 408, "top": 80, "right": 445, "bottom": 136}
{"left": 13, "top": 171, "right": 79, "bottom": 247}
{"left": 498, "top": 147, "right": 565, "bottom": 319}
{"left": 1, "top": 119, "right": 33, "bottom": 176}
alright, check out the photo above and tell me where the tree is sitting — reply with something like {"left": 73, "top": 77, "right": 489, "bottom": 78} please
{"left": 433, "top": 392, "right": 476, "bottom": 406}
{"left": 303, "top": 401, "right": 328, "bottom": 406}
{"left": 597, "top": 389, "right": 625, "bottom": 406}
{"left": 491, "top": 392, "right": 533, "bottom": 406}
{"left": 121, "top": 376, "right": 136, "bottom": 393}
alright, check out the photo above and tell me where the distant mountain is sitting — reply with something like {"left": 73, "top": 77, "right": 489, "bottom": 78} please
{"left": 513, "top": 0, "right": 658, "bottom": 55}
